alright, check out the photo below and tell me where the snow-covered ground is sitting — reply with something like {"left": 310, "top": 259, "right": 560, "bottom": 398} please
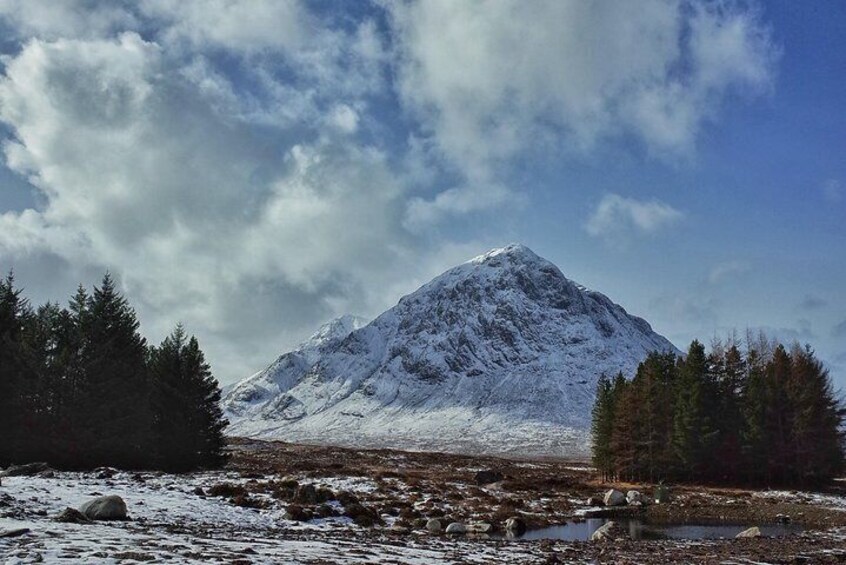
{"left": 0, "top": 471, "right": 544, "bottom": 564}
{"left": 2, "top": 465, "right": 846, "bottom": 564}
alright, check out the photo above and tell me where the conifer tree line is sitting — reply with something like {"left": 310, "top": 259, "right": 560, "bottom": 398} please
{"left": 0, "top": 272, "right": 228, "bottom": 472}
{"left": 592, "top": 334, "right": 846, "bottom": 487}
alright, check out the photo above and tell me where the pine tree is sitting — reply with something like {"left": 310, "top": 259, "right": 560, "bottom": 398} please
{"left": 591, "top": 374, "right": 615, "bottom": 480}
{"left": 0, "top": 272, "right": 30, "bottom": 465}
{"left": 787, "top": 345, "right": 845, "bottom": 486}
{"left": 78, "top": 274, "right": 151, "bottom": 468}
{"left": 672, "top": 340, "right": 719, "bottom": 481}
{"left": 150, "top": 325, "right": 228, "bottom": 471}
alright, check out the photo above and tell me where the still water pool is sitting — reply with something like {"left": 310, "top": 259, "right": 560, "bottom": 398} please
{"left": 511, "top": 518, "right": 802, "bottom": 541}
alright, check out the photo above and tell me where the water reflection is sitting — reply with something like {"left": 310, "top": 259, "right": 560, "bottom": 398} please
{"left": 507, "top": 518, "right": 802, "bottom": 541}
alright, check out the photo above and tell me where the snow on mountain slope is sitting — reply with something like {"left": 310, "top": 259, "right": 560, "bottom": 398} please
{"left": 222, "top": 244, "right": 679, "bottom": 457}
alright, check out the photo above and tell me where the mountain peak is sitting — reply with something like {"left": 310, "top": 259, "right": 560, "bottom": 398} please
{"left": 469, "top": 243, "right": 540, "bottom": 265}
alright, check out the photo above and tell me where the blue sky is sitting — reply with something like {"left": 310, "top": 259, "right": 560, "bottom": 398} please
{"left": 0, "top": 1, "right": 843, "bottom": 387}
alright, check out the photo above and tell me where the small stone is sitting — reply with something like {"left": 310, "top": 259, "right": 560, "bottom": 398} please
{"left": 445, "top": 522, "right": 467, "bottom": 534}
{"left": 586, "top": 496, "right": 604, "bottom": 506}
{"left": 603, "top": 489, "right": 626, "bottom": 506}
{"left": 467, "top": 522, "right": 493, "bottom": 533}
{"left": 0, "top": 528, "right": 30, "bottom": 538}
{"left": 426, "top": 518, "right": 442, "bottom": 533}
{"left": 736, "top": 526, "right": 762, "bottom": 538}
{"left": 473, "top": 470, "right": 504, "bottom": 485}
{"left": 79, "top": 495, "right": 127, "bottom": 521}
{"left": 55, "top": 507, "right": 91, "bottom": 524}
{"left": 505, "top": 517, "right": 527, "bottom": 536}
{"left": 591, "top": 521, "right": 623, "bottom": 541}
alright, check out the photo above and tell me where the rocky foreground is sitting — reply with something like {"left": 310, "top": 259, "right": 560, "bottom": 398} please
{"left": 1, "top": 439, "right": 845, "bottom": 564}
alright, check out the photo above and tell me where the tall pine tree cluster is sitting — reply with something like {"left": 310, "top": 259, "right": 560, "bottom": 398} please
{"left": 0, "top": 273, "right": 228, "bottom": 471}
{"left": 592, "top": 336, "right": 845, "bottom": 487}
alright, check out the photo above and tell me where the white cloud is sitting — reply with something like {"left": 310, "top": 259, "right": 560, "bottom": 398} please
{"left": 708, "top": 260, "right": 751, "bottom": 284}
{"left": 388, "top": 0, "right": 776, "bottom": 210}
{"left": 140, "top": 0, "right": 306, "bottom": 52}
{"left": 0, "top": 32, "right": 420, "bottom": 381}
{"left": 0, "top": 0, "right": 137, "bottom": 40}
{"left": 586, "top": 194, "right": 684, "bottom": 244}
{"left": 403, "top": 182, "right": 515, "bottom": 231}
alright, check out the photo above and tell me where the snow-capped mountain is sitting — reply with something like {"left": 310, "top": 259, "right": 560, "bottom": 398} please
{"left": 222, "top": 244, "right": 678, "bottom": 457}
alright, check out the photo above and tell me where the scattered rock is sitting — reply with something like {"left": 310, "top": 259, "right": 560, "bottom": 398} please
{"left": 776, "top": 513, "right": 791, "bottom": 524}
{"left": 0, "top": 462, "right": 50, "bottom": 477}
{"left": 294, "top": 484, "right": 318, "bottom": 504}
{"left": 445, "top": 522, "right": 467, "bottom": 534}
{"left": 586, "top": 496, "right": 604, "bottom": 506}
{"left": 505, "top": 516, "right": 527, "bottom": 536}
{"left": 591, "top": 521, "right": 625, "bottom": 541}
{"left": 336, "top": 490, "right": 359, "bottom": 506}
{"left": 232, "top": 493, "right": 265, "bottom": 509}
{"left": 112, "top": 551, "right": 155, "bottom": 561}
{"left": 344, "top": 503, "right": 379, "bottom": 527}
{"left": 54, "top": 507, "right": 91, "bottom": 524}
{"left": 315, "top": 487, "right": 335, "bottom": 503}
{"left": 79, "top": 495, "right": 127, "bottom": 521}
{"left": 474, "top": 470, "right": 504, "bottom": 485}
{"left": 603, "top": 489, "right": 626, "bottom": 506}
{"left": 208, "top": 483, "right": 246, "bottom": 498}
{"left": 193, "top": 486, "right": 206, "bottom": 497}
{"left": 284, "top": 504, "right": 311, "bottom": 522}
{"left": 95, "top": 467, "right": 118, "bottom": 479}
{"left": 467, "top": 522, "right": 493, "bottom": 533}
{"left": 626, "top": 490, "right": 645, "bottom": 505}
{"left": 315, "top": 504, "right": 336, "bottom": 518}
{"left": 0, "top": 528, "right": 30, "bottom": 538}
{"left": 426, "top": 518, "right": 442, "bottom": 533}
{"left": 736, "top": 526, "right": 762, "bottom": 538}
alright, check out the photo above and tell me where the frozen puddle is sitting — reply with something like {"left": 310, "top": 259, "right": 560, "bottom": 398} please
{"left": 510, "top": 518, "right": 803, "bottom": 541}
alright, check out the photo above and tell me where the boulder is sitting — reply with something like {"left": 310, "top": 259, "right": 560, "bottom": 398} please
{"left": 284, "top": 504, "right": 311, "bottom": 522}
{"left": 586, "top": 496, "right": 604, "bottom": 507}
{"left": 55, "top": 507, "right": 91, "bottom": 524}
{"left": 736, "top": 526, "right": 762, "bottom": 538}
{"left": 591, "top": 521, "right": 625, "bottom": 541}
{"left": 505, "top": 517, "right": 527, "bottom": 536}
{"left": 445, "top": 522, "right": 467, "bottom": 534}
{"left": 474, "top": 470, "right": 504, "bottom": 485}
{"left": 0, "top": 462, "right": 50, "bottom": 477}
{"left": 626, "top": 490, "right": 645, "bottom": 505}
{"left": 293, "top": 484, "right": 318, "bottom": 504}
{"left": 467, "top": 522, "right": 493, "bottom": 533}
{"left": 603, "top": 489, "right": 626, "bottom": 506}
{"left": 79, "top": 495, "right": 127, "bottom": 521}
{"left": 426, "top": 518, "right": 442, "bottom": 533}
{"left": 0, "top": 528, "right": 30, "bottom": 538}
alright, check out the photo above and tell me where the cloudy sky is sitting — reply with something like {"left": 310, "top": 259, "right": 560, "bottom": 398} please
{"left": 0, "top": 1, "right": 843, "bottom": 388}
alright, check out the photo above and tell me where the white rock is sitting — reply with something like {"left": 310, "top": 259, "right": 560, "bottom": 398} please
{"left": 626, "top": 490, "right": 644, "bottom": 505}
{"left": 79, "top": 495, "right": 127, "bottom": 521}
{"left": 736, "top": 526, "right": 762, "bottom": 538}
{"left": 591, "top": 521, "right": 619, "bottom": 541}
{"left": 445, "top": 522, "right": 467, "bottom": 534}
{"left": 425, "top": 518, "right": 442, "bottom": 533}
{"left": 603, "top": 489, "right": 626, "bottom": 506}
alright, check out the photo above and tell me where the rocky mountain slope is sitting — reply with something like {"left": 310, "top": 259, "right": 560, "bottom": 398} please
{"left": 222, "top": 244, "right": 678, "bottom": 457}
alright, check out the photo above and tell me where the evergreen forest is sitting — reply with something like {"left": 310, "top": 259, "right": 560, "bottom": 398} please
{"left": 592, "top": 336, "right": 845, "bottom": 487}
{"left": 0, "top": 272, "right": 228, "bottom": 472}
